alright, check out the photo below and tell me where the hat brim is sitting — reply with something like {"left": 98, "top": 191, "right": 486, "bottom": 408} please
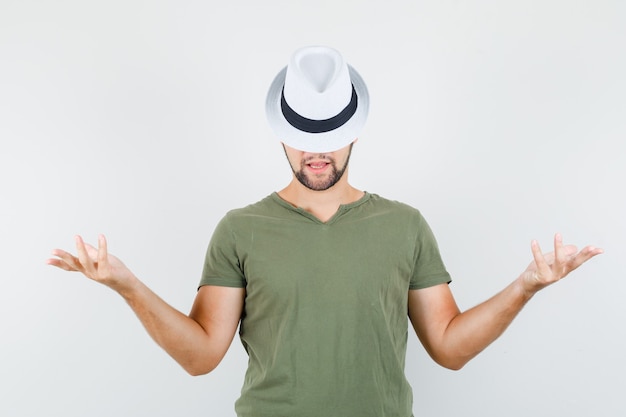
{"left": 265, "top": 65, "right": 369, "bottom": 153}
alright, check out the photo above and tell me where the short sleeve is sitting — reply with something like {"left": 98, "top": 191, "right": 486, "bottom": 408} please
{"left": 199, "top": 215, "right": 247, "bottom": 289}
{"left": 409, "top": 213, "right": 451, "bottom": 290}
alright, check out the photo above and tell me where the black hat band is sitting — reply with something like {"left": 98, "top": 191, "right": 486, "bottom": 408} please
{"left": 280, "top": 84, "right": 358, "bottom": 134}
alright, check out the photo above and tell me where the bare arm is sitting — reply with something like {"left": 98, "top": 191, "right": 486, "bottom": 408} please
{"left": 47, "top": 235, "right": 244, "bottom": 376}
{"left": 408, "top": 234, "right": 603, "bottom": 370}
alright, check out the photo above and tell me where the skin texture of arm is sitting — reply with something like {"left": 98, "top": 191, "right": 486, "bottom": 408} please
{"left": 408, "top": 234, "right": 603, "bottom": 370}
{"left": 47, "top": 235, "right": 245, "bottom": 376}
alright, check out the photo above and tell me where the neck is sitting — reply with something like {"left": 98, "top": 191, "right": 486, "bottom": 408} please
{"left": 278, "top": 172, "right": 364, "bottom": 223}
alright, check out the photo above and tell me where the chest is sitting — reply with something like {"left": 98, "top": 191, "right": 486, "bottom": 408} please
{"left": 236, "top": 221, "right": 416, "bottom": 314}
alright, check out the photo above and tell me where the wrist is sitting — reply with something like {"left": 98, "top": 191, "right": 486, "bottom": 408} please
{"left": 111, "top": 273, "right": 142, "bottom": 300}
{"left": 515, "top": 274, "right": 537, "bottom": 302}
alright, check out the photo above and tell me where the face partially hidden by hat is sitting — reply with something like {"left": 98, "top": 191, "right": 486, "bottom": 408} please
{"left": 266, "top": 46, "right": 369, "bottom": 154}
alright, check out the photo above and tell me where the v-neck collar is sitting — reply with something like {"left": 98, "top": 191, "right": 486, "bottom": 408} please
{"left": 270, "top": 192, "right": 371, "bottom": 225}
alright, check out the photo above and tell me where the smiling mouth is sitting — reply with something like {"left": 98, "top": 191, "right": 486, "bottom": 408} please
{"left": 308, "top": 162, "right": 329, "bottom": 169}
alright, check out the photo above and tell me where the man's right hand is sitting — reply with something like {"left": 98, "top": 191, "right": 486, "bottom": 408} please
{"left": 46, "top": 234, "right": 245, "bottom": 375}
{"left": 47, "top": 234, "right": 137, "bottom": 294}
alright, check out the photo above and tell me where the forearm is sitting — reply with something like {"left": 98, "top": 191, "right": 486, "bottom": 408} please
{"left": 116, "top": 277, "right": 219, "bottom": 375}
{"left": 441, "top": 277, "right": 532, "bottom": 369}
{"left": 410, "top": 235, "right": 602, "bottom": 370}
{"left": 48, "top": 235, "right": 243, "bottom": 375}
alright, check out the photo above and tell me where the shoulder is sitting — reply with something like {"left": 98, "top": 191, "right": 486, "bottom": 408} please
{"left": 222, "top": 194, "right": 276, "bottom": 217}
{"left": 219, "top": 193, "right": 289, "bottom": 228}
{"left": 363, "top": 193, "right": 426, "bottom": 221}
{"left": 345, "top": 193, "right": 432, "bottom": 236}
{"left": 208, "top": 195, "right": 280, "bottom": 244}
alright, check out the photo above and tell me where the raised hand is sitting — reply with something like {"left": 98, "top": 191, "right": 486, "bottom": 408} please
{"left": 520, "top": 233, "right": 603, "bottom": 296}
{"left": 47, "top": 235, "right": 137, "bottom": 292}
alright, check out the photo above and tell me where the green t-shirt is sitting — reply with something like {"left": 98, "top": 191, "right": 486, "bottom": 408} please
{"left": 200, "top": 192, "right": 451, "bottom": 417}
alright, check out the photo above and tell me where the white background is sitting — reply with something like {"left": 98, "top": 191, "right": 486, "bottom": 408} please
{"left": 1, "top": 1, "right": 624, "bottom": 416}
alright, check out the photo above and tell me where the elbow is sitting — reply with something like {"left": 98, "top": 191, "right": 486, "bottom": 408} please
{"left": 431, "top": 353, "right": 472, "bottom": 371}
{"left": 179, "top": 346, "right": 231, "bottom": 376}
{"left": 439, "top": 359, "right": 467, "bottom": 371}
{"left": 181, "top": 358, "right": 221, "bottom": 377}
{"left": 185, "top": 366, "right": 212, "bottom": 377}
{"left": 425, "top": 340, "right": 480, "bottom": 370}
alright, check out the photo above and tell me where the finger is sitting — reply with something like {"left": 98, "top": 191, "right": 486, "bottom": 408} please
{"left": 567, "top": 245, "right": 604, "bottom": 271}
{"left": 530, "top": 240, "right": 551, "bottom": 276}
{"left": 535, "top": 244, "right": 577, "bottom": 266}
{"left": 98, "top": 234, "right": 108, "bottom": 267}
{"left": 48, "top": 249, "right": 81, "bottom": 271}
{"left": 554, "top": 233, "right": 567, "bottom": 267}
{"left": 46, "top": 257, "right": 76, "bottom": 271}
{"left": 75, "top": 235, "right": 95, "bottom": 275}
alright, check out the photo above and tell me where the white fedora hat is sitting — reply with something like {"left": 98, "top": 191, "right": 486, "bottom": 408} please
{"left": 265, "top": 46, "right": 369, "bottom": 153}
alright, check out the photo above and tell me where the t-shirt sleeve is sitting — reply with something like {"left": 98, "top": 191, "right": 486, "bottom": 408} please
{"left": 409, "top": 213, "right": 452, "bottom": 290}
{"left": 199, "top": 215, "right": 247, "bottom": 289}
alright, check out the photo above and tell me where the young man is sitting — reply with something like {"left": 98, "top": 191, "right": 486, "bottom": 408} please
{"left": 47, "top": 46, "right": 602, "bottom": 417}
